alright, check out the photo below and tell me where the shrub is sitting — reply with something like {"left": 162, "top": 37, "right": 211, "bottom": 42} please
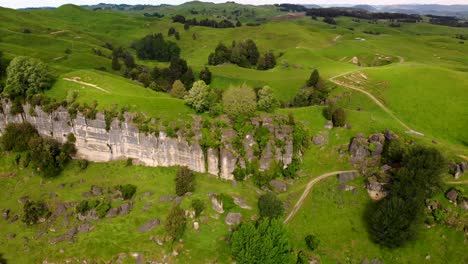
{"left": 199, "top": 67, "right": 212, "bottom": 84}
{"left": 23, "top": 200, "right": 49, "bottom": 225}
{"left": 126, "top": 158, "right": 133, "bottom": 166}
{"left": 233, "top": 165, "right": 247, "bottom": 181}
{"left": 305, "top": 234, "right": 320, "bottom": 251}
{"left": 119, "top": 184, "right": 137, "bottom": 200}
{"left": 257, "top": 86, "right": 279, "bottom": 112}
{"left": 332, "top": 108, "right": 346, "bottom": 127}
{"left": 184, "top": 80, "right": 212, "bottom": 113}
{"left": 78, "top": 159, "right": 89, "bottom": 170}
{"left": 307, "top": 69, "right": 319, "bottom": 87}
{"left": 29, "top": 137, "right": 72, "bottom": 178}
{"left": 258, "top": 192, "right": 284, "bottom": 218}
{"left": 170, "top": 80, "right": 186, "bottom": 99}
{"left": 175, "top": 166, "right": 195, "bottom": 196}
{"left": 217, "top": 193, "right": 236, "bottom": 211}
{"left": 76, "top": 200, "right": 90, "bottom": 214}
{"left": 191, "top": 198, "right": 205, "bottom": 218}
{"left": 164, "top": 204, "right": 187, "bottom": 241}
{"left": 96, "top": 200, "right": 111, "bottom": 218}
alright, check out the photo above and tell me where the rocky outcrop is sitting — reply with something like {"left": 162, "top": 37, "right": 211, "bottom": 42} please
{"left": 449, "top": 162, "right": 467, "bottom": 179}
{"left": 348, "top": 132, "right": 387, "bottom": 169}
{"left": 0, "top": 100, "right": 294, "bottom": 180}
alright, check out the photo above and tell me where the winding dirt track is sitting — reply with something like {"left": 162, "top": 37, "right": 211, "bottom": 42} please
{"left": 63, "top": 77, "right": 110, "bottom": 94}
{"left": 284, "top": 170, "right": 358, "bottom": 224}
{"left": 329, "top": 71, "right": 424, "bottom": 136}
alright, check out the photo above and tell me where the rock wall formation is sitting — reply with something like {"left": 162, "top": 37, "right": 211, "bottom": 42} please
{"left": 0, "top": 100, "right": 293, "bottom": 180}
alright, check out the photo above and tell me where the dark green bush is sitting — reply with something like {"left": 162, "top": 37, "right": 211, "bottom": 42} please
{"left": 191, "top": 198, "right": 205, "bottom": 218}
{"left": 119, "top": 184, "right": 137, "bottom": 200}
{"left": 258, "top": 192, "right": 284, "bottom": 218}
{"left": 22, "top": 200, "right": 49, "bottom": 225}
{"left": 175, "top": 166, "right": 195, "bottom": 196}
{"left": 0, "top": 123, "right": 39, "bottom": 152}
{"left": 305, "top": 234, "right": 320, "bottom": 251}
{"left": 96, "top": 200, "right": 111, "bottom": 218}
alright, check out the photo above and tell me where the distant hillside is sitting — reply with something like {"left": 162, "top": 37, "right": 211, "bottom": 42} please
{"left": 375, "top": 4, "right": 468, "bottom": 19}
{"left": 352, "top": 5, "right": 377, "bottom": 12}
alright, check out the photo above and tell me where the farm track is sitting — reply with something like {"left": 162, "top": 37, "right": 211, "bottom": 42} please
{"left": 284, "top": 170, "right": 358, "bottom": 224}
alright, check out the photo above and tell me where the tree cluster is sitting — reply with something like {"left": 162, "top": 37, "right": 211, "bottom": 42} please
{"left": 428, "top": 15, "right": 468, "bottom": 28}
{"left": 258, "top": 193, "right": 284, "bottom": 219}
{"left": 172, "top": 15, "right": 236, "bottom": 29}
{"left": 367, "top": 143, "right": 446, "bottom": 248}
{"left": 275, "top": 4, "right": 308, "bottom": 12}
{"left": 306, "top": 8, "right": 422, "bottom": 21}
{"left": 22, "top": 200, "right": 50, "bottom": 225}
{"left": 0, "top": 123, "right": 75, "bottom": 178}
{"left": 208, "top": 40, "right": 276, "bottom": 70}
{"left": 132, "top": 33, "right": 181, "bottom": 61}
{"left": 291, "top": 69, "right": 329, "bottom": 107}
{"left": 3, "top": 56, "right": 53, "bottom": 100}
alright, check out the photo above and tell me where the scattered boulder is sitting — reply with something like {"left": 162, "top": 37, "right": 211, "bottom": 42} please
{"left": 366, "top": 179, "right": 388, "bottom": 201}
{"left": 119, "top": 202, "right": 133, "bottom": 216}
{"left": 450, "top": 162, "right": 467, "bottom": 179}
{"left": 233, "top": 196, "right": 252, "bottom": 210}
{"left": 138, "top": 219, "right": 160, "bottom": 233}
{"left": 174, "top": 196, "right": 184, "bottom": 204}
{"left": 6, "top": 233, "right": 16, "bottom": 240}
{"left": 269, "top": 179, "right": 288, "bottom": 192}
{"left": 53, "top": 203, "right": 67, "bottom": 216}
{"left": 18, "top": 196, "right": 29, "bottom": 204}
{"left": 77, "top": 222, "right": 94, "bottom": 234}
{"left": 312, "top": 133, "right": 326, "bottom": 146}
{"left": 445, "top": 189, "right": 459, "bottom": 202}
{"left": 159, "top": 196, "right": 175, "bottom": 202}
{"left": 338, "top": 171, "right": 358, "bottom": 184}
{"left": 460, "top": 200, "right": 468, "bottom": 210}
{"left": 9, "top": 215, "right": 19, "bottom": 223}
{"left": 193, "top": 221, "right": 199, "bottom": 230}
{"left": 211, "top": 195, "right": 224, "bottom": 214}
{"left": 78, "top": 208, "right": 99, "bottom": 221}
{"left": 2, "top": 209, "right": 10, "bottom": 220}
{"left": 324, "top": 120, "right": 333, "bottom": 130}
{"left": 106, "top": 208, "right": 120, "bottom": 218}
{"left": 225, "top": 212, "right": 242, "bottom": 226}
{"left": 91, "top": 186, "right": 103, "bottom": 196}
{"left": 49, "top": 227, "right": 78, "bottom": 244}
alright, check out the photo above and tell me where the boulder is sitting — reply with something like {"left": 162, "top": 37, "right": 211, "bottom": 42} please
{"left": 106, "top": 207, "right": 120, "bottom": 218}
{"left": 159, "top": 196, "right": 175, "bottom": 202}
{"left": 324, "top": 121, "right": 333, "bottom": 130}
{"left": 18, "top": 196, "right": 29, "bottom": 204}
{"left": 119, "top": 202, "right": 133, "bottom": 216}
{"left": 193, "top": 221, "right": 199, "bottom": 230}
{"left": 338, "top": 171, "right": 358, "bottom": 184}
{"left": 450, "top": 162, "right": 467, "bottom": 179}
{"left": 269, "top": 179, "right": 288, "bottom": 192}
{"left": 312, "top": 134, "right": 325, "bottom": 146}
{"left": 53, "top": 203, "right": 67, "bottom": 216}
{"left": 460, "top": 199, "right": 468, "bottom": 210}
{"left": 211, "top": 196, "right": 224, "bottom": 214}
{"left": 77, "top": 223, "right": 94, "bottom": 234}
{"left": 6, "top": 233, "right": 16, "bottom": 240}
{"left": 233, "top": 196, "right": 252, "bottom": 210}
{"left": 445, "top": 189, "right": 459, "bottom": 202}
{"left": 379, "top": 164, "right": 392, "bottom": 173}
{"left": 138, "top": 219, "right": 161, "bottom": 232}
{"left": 225, "top": 212, "right": 242, "bottom": 226}
{"left": 2, "top": 209, "right": 10, "bottom": 220}
{"left": 91, "top": 186, "right": 103, "bottom": 196}
{"left": 174, "top": 196, "right": 184, "bottom": 204}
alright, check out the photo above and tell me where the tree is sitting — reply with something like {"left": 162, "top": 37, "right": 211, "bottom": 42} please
{"left": 111, "top": 56, "right": 121, "bottom": 71}
{"left": 184, "top": 80, "right": 212, "bottom": 113}
{"left": 119, "top": 184, "right": 137, "bottom": 200}
{"left": 168, "top": 58, "right": 188, "bottom": 82}
{"left": 258, "top": 192, "right": 284, "bottom": 218}
{"left": 175, "top": 166, "right": 195, "bottom": 196}
{"left": 123, "top": 53, "right": 136, "bottom": 69}
{"left": 332, "top": 108, "right": 346, "bottom": 127}
{"left": 292, "top": 89, "right": 312, "bottom": 107}
{"left": 307, "top": 69, "right": 319, "bottom": 87}
{"left": 168, "top": 27, "right": 176, "bottom": 36}
{"left": 30, "top": 137, "right": 73, "bottom": 178}
{"left": 164, "top": 204, "right": 187, "bottom": 242}
{"left": 324, "top": 100, "right": 337, "bottom": 120}
{"left": 231, "top": 219, "right": 293, "bottom": 263}
{"left": 222, "top": 84, "right": 257, "bottom": 118}
{"left": 3, "top": 57, "right": 53, "bottom": 99}
{"left": 181, "top": 67, "right": 194, "bottom": 88}
{"left": 133, "top": 33, "right": 181, "bottom": 62}
{"left": 170, "top": 80, "right": 187, "bottom": 99}
{"left": 244, "top": 39, "right": 260, "bottom": 65}
{"left": 0, "top": 123, "right": 39, "bottom": 152}
{"left": 199, "top": 67, "right": 212, "bottom": 85}
{"left": 257, "top": 86, "right": 279, "bottom": 113}
{"left": 138, "top": 72, "right": 151, "bottom": 87}
{"left": 257, "top": 51, "right": 276, "bottom": 70}
{"left": 305, "top": 234, "right": 320, "bottom": 251}
{"left": 0, "top": 51, "right": 6, "bottom": 78}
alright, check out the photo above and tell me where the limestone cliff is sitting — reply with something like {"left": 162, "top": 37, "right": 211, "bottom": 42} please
{"left": 0, "top": 100, "right": 294, "bottom": 180}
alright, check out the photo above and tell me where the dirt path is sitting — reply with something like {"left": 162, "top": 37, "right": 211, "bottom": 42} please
{"left": 284, "top": 170, "right": 358, "bottom": 224}
{"left": 63, "top": 77, "right": 110, "bottom": 94}
{"left": 329, "top": 68, "right": 424, "bottom": 136}
{"left": 333, "top": 35, "right": 342, "bottom": 42}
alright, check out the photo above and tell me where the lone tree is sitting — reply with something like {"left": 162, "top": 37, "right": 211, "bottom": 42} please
{"left": 307, "top": 69, "right": 319, "bottom": 87}
{"left": 164, "top": 204, "right": 187, "bottom": 242}
{"left": 3, "top": 56, "right": 53, "bottom": 99}
{"left": 199, "top": 67, "right": 212, "bottom": 84}
{"left": 257, "top": 86, "right": 279, "bottom": 113}
{"left": 111, "top": 56, "right": 121, "bottom": 71}
{"left": 184, "top": 80, "right": 212, "bottom": 113}
{"left": 231, "top": 219, "right": 293, "bottom": 263}
{"left": 332, "top": 108, "right": 346, "bottom": 127}
{"left": 258, "top": 192, "right": 284, "bottom": 219}
{"left": 170, "top": 80, "right": 187, "bottom": 99}
{"left": 222, "top": 84, "right": 257, "bottom": 118}
{"left": 175, "top": 166, "right": 195, "bottom": 196}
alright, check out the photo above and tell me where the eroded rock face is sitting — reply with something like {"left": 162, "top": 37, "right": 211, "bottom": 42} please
{"left": 348, "top": 133, "right": 385, "bottom": 168}
{"left": 0, "top": 100, "right": 294, "bottom": 180}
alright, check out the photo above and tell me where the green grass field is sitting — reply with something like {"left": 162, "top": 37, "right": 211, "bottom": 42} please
{"left": 1, "top": 2, "right": 468, "bottom": 263}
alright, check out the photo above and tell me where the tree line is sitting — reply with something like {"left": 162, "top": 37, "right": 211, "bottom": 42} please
{"left": 208, "top": 40, "right": 276, "bottom": 70}
{"left": 172, "top": 14, "right": 238, "bottom": 29}
{"left": 306, "top": 7, "right": 422, "bottom": 21}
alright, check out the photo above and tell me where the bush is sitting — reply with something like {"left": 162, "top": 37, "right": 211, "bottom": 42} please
{"left": 119, "top": 184, "right": 137, "bottom": 200}
{"left": 126, "top": 158, "right": 133, "bottom": 166}
{"left": 305, "top": 234, "right": 320, "bottom": 251}
{"left": 257, "top": 86, "right": 279, "bottom": 112}
{"left": 191, "top": 198, "right": 205, "bottom": 218}
{"left": 0, "top": 123, "right": 39, "bottom": 152}
{"left": 170, "top": 80, "right": 187, "bottom": 99}
{"left": 76, "top": 200, "right": 90, "bottom": 214}
{"left": 233, "top": 165, "right": 247, "bottom": 181}
{"left": 164, "top": 204, "right": 187, "bottom": 241}
{"left": 29, "top": 137, "right": 72, "bottom": 178}
{"left": 332, "top": 108, "right": 346, "bottom": 127}
{"left": 22, "top": 200, "right": 49, "bottom": 225}
{"left": 199, "top": 67, "right": 212, "bottom": 84}
{"left": 184, "top": 80, "right": 212, "bottom": 113}
{"left": 78, "top": 159, "right": 89, "bottom": 170}
{"left": 175, "top": 166, "right": 195, "bottom": 196}
{"left": 132, "top": 33, "right": 180, "bottom": 62}
{"left": 222, "top": 84, "right": 257, "bottom": 119}
{"left": 217, "top": 193, "right": 236, "bottom": 211}
{"left": 258, "top": 192, "right": 284, "bottom": 218}
{"left": 96, "top": 200, "right": 111, "bottom": 218}
{"left": 231, "top": 219, "right": 293, "bottom": 263}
